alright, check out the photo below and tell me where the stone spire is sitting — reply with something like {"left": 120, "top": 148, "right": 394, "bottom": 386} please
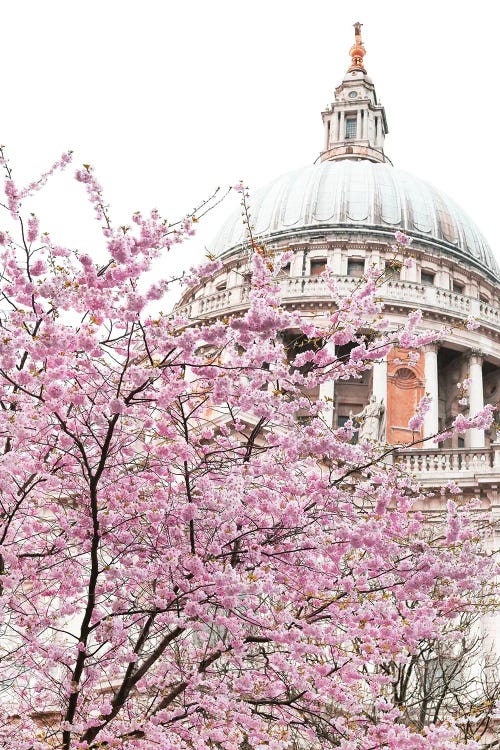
{"left": 319, "top": 23, "right": 391, "bottom": 165}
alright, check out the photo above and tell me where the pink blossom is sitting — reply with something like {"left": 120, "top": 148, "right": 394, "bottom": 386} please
{"left": 453, "top": 404, "right": 494, "bottom": 432}
{"left": 109, "top": 398, "right": 125, "bottom": 414}
{"left": 27, "top": 215, "right": 40, "bottom": 244}
{"left": 30, "top": 259, "right": 46, "bottom": 276}
{"left": 407, "top": 394, "right": 432, "bottom": 432}
{"left": 395, "top": 230, "right": 412, "bottom": 246}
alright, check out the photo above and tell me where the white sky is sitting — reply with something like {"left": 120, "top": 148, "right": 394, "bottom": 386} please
{"left": 1, "top": 1, "right": 499, "bottom": 298}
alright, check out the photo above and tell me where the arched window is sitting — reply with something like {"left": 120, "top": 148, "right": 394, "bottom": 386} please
{"left": 396, "top": 367, "right": 416, "bottom": 380}
{"left": 391, "top": 367, "right": 418, "bottom": 389}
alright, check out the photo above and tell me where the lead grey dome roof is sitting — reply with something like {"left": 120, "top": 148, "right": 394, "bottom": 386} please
{"left": 213, "top": 161, "right": 499, "bottom": 281}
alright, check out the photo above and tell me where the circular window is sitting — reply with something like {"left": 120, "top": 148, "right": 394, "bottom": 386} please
{"left": 348, "top": 91, "right": 358, "bottom": 99}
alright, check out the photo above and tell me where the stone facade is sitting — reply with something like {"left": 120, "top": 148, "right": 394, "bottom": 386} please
{"left": 174, "top": 26, "right": 500, "bottom": 612}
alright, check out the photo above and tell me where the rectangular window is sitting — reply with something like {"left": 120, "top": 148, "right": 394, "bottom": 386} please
{"left": 421, "top": 271, "right": 435, "bottom": 286}
{"left": 345, "top": 117, "right": 357, "bottom": 139}
{"left": 310, "top": 259, "right": 327, "bottom": 276}
{"left": 385, "top": 262, "right": 400, "bottom": 280}
{"left": 279, "top": 263, "right": 291, "bottom": 277}
{"left": 452, "top": 281, "right": 464, "bottom": 294}
{"left": 347, "top": 259, "right": 365, "bottom": 277}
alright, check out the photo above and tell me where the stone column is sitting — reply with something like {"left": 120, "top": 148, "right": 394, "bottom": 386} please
{"left": 437, "top": 265, "right": 450, "bottom": 290}
{"left": 325, "top": 119, "right": 330, "bottom": 151}
{"left": 468, "top": 277, "right": 479, "bottom": 300}
{"left": 290, "top": 250, "right": 303, "bottom": 277}
{"left": 356, "top": 110, "right": 362, "bottom": 140}
{"left": 339, "top": 111, "right": 345, "bottom": 141}
{"left": 469, "top": 351, "right": 485, "bottom": 448}
{"left": 423, "top": 344, "right": 439, "bottom": 443}
{"left": 372, "top": 356, "right": 387, "bottom": 442}
{"left": 319, "top": 341, "right": 335, "bottom": 428}
{"left": 363, "top": 110, "right": 369, "bottom": 140}
{"left": 226, "top": 267, "right": 238, "bottom": 289}
{"left": 330, "top": 246, "right": 343, "bottom": 275}
{"left": 372, "top": 357, "right": 387, "bottom": 404}
{"left": 369, "top": 247, "right": 381, "bottom": 268}
{"left": 402, "top": 259, "right": 418, "bottom": 283}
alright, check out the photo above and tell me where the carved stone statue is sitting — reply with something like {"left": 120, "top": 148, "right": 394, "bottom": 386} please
{"left": 354, "top": 395, "right": 385, "bottom": 442}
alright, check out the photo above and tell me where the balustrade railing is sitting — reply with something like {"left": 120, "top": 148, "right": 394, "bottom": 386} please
{"left": 480, "top": 301, "right": 500, "bottom": 326}
{"left": 382, "top": 280, "right": 472, "bottom": 315}
{"left": 175, "top": 275, "right": 500, "bottom": 330}
{"left": 396, "top": 446, "right": 496, "bottom": 475}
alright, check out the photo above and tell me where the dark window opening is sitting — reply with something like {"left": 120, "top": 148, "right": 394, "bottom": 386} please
{"left": 335, "top": 342, "right": 370, "bottom": 384}
{"left": 279, "top": 263, "right": 291, "bottom": 277}
{"left": 297, "top": 415, "right": 313, "bottom": 426}
{"left": 396, "top": 367, "right": 416, "bottom": 380}
{"left": 385, "top": 261, "right": 400, "bottom": 280}
{"left": 283, "top": 333, "right": 325, "bottom": 375}
{"left": 421, "top": 271, "right": 435, "bottom": 286}
{"left": 347, "top": 259, "right": 365, "bottom": 277}
{"left": 310, "top": 259, "right": 327, "bottom": 276}
{"left": 453, "top": 282, "right": 464, "bottom": 294}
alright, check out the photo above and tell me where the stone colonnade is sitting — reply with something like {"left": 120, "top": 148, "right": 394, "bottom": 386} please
{"left": 319, "top": 343, "right": 487, "bottom": 447}
{"left": 422, "top": 346, "right": 485, "bottom": 448}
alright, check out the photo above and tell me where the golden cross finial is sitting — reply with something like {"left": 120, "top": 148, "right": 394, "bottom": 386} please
{"left": 348, "top": 21, "right": 367, "bottom": 74}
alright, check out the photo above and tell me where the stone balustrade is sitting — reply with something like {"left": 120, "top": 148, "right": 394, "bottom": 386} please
{"left": 396, "top": 445, "right": 500, "bottom": 476}
{"left": 479, "top": 300, "right": 500, "bottom": 327}
{"left": 175, "top": 275, "right": 500, "bottom": 332}
{"left": 383, "top": 280, "right": 472, "bottom": 316}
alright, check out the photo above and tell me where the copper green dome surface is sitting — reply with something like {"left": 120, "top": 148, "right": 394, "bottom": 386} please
{"left": 213, "top": 161, "right": 499, "bottom": 281}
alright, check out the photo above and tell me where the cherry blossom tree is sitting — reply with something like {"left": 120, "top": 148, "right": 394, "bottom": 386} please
{"left": 0, "top": 153, "right": 497, "bottom": 750}
{"left": 377, "top": 607, "right": 500, "bottom": 748}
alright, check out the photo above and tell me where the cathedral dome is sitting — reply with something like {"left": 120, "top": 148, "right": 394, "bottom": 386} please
{"left": 213, "top": 160, "right": 499, "bottom": 281}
